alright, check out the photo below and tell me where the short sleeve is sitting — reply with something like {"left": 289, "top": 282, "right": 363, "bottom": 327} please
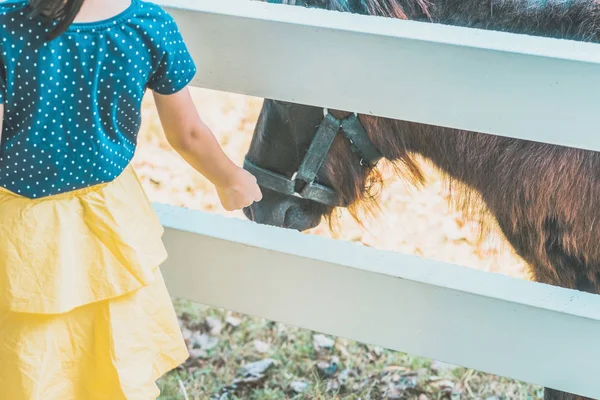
{"left": 147, "top": 15, "right": 197, "bottom": 95}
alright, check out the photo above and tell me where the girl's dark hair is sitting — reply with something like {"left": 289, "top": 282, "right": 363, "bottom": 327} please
{"left": 28, "top": 0, "right": 85, "bottom": 41}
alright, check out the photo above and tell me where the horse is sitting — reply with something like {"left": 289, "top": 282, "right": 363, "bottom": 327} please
{"left": 242, "top": 0, "right": 600, "bottom": 399}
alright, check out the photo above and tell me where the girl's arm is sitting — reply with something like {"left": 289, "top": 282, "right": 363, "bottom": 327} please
{"left": 152, "top": 88, "right": 262, "bottom": 211}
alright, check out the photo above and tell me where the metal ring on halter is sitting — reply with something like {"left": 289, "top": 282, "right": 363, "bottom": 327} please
{"left": 290, "top": 171, "right": 304, "bottom": 199}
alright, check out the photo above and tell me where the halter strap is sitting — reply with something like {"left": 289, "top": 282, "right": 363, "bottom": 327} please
{"left": 244, "top": 109, "right": 383, "bottom": 208}
{"left": 295, "top": 113, "right": 340, "bottom": 186}
{"left": 243, "top": 159, "right": 341, "bottom": 206}
{"left": 340, "top": 114, "right": 383, "bottom": 167}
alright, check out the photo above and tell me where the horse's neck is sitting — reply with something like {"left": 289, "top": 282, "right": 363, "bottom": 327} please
{"left": 377, "top": 119, "right": 505, "bottom": 190}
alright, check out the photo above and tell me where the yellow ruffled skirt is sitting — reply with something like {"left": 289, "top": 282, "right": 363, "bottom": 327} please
{"left": 0, "top": 166, "right": 189, "bottom": 399}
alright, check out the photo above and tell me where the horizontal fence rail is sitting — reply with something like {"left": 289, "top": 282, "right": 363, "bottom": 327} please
{"left": 157, "top": 0, "right": 600, "bottom": 152}
{"left": 156, "top": 204, "right": 600, "bottom": 399}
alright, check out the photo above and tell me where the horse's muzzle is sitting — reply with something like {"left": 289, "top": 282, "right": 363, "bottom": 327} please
{"left": 243, "top": 190, "right": 322, "bottom": 231}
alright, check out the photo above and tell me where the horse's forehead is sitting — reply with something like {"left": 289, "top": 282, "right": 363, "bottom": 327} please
{"left": 255, "top": 101, "right": 291, "bottom": 143}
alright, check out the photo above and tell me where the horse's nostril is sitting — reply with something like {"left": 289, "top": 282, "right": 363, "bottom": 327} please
{"left": 283, "top": 205, "right": 310, "bottom": 229}
{"left": 243, "top": 206, "right": 254, "bottom": 221}
{"left": 241, "top": 194, "right": 321, "bottom": 231}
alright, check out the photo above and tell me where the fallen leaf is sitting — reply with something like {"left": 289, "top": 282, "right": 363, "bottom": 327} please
{"left": 316, "top": 356, "right": 340, "bottom": 378}
{"left": 431, "top": 379, "right": 455, "bottom": 394}
{"left": 241, "top": 358, "right": 276, "bottom": 378}
{"left": 313, "top": 334, "right": 335, "bottom": 352}
{"left": 326, "top": 379, "right": 340, "bottom": 393}
{"left": 338, "top": 369, "right": 356, "bottom": 385}
{"left": 232, "top": 374, "right": 266, "bottom": 387}
{"left": 384, "top": 366, "right": 410, "bottom": 374}
{"left": 334, "top": 340, "right": 350, "bottom": 358}
{"left": 190, "top": 333, "right": 219, "bottom": 350}
{"left": 385, "top": 387, "right": 405, "bottom": 399}
{"left": 371, "top": 346, "right": 383, "bottom": 357}
{"left": 205, "top": 317, "right": 223, "bottom": 336}
{"left": 397, "top": 372, "right": 419, "bottom": 389}
{"left": 180, "top": 326, "right": 193, "bottom": 343}
{"left": 290, "top": 380, "right": 309, "bottom": 393}
{"left": 254, "top": 340, "right": 270, "bottom": 354}
{"left": 431, "top": 360, "right": 458, "bottom": 374}
{"left": 225, "top": 315, "right": 242, "bottom": 328}
{"left": 443, "top": 217, "right": 465, "bottom": 241}
{"left": 188, "top": 348, "right": 208, "bottom": 359}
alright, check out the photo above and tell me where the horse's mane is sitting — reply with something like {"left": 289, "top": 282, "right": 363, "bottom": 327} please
{"left": 266, "top": 0, "right": 417, "bottom": 18}
{"left": 327, "top": 0, "right": 429, "bottom": 19}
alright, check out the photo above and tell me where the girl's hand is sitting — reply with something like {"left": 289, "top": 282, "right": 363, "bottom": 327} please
{"left": 153, "top": 88, "right": 262, "bottom": 211}
{"left": 216, "top": 167, "right": 263, "bottom": 211}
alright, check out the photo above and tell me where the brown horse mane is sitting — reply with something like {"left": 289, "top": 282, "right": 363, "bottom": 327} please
{"left": 329, "top": 0, "right": 429, "bottom": 19}
{"left": 349, "top": 117, "right": 494, "bottom": 240}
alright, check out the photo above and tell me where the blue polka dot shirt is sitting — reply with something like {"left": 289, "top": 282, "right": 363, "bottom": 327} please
{"left": 0, "top": 0, "right": 197, "bottom": 198}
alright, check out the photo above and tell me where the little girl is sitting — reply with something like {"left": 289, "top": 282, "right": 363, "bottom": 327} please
{"left": 0, "top": 0, "right": 262, "bottom": 398}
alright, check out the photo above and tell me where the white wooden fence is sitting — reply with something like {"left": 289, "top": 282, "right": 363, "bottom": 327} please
{"left": 154, "top": 0, "right": 600, "bottom": 397}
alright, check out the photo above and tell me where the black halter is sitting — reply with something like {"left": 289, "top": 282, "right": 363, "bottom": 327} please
{"left": 244, "top": 109, "right": 383, "bottom": 207}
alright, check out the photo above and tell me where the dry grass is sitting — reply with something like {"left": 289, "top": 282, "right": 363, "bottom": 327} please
{"left": 133, "top": 88, "right": 541, "bottom": 399}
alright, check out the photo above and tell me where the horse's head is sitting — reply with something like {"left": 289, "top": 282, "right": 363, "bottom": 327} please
{"left": 243, "top": 0, "right": 424, "bottom": 230}
{"left": 243, "top": 100, "right": 388, "bottom": 231}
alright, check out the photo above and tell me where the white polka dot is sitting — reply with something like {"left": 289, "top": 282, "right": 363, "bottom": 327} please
{"left": 0, "top": 2, "right": 195, "bottom": 197}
